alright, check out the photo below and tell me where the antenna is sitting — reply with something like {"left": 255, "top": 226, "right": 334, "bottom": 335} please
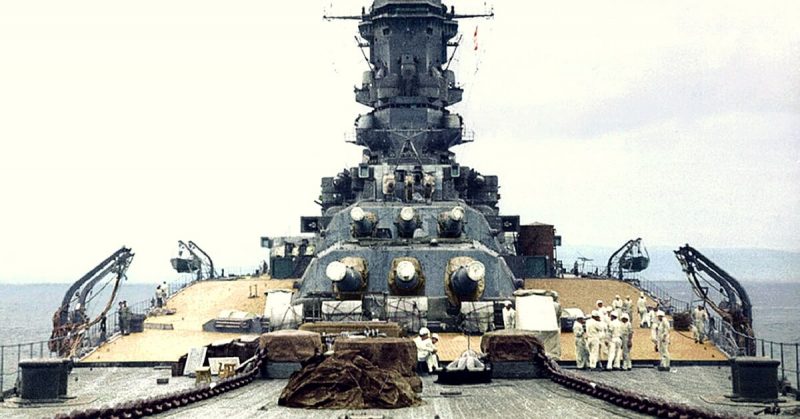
{"left": 444, "top": 34, "right": 463, "bottom": 72}
{"left": 354, "top": 36, "right": 373, "bottom": 70}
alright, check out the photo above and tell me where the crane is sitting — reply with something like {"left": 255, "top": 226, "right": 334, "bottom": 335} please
{"left": 674, "top": 244, "right": 755, "bottom": 355}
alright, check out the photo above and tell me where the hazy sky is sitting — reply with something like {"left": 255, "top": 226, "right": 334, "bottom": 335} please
{"left": 1, "top": 1, "right": 798, "bottom": 283}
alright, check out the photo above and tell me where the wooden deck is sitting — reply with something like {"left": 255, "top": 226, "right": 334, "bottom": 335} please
{"left": 81, "top": 278, "right": 293, "bottom": 363}
{"left": 526, "top": 278, "right": 727, "bottom": 362}
{"left": 81, "top": 277, "right": 726, "bottom": 364}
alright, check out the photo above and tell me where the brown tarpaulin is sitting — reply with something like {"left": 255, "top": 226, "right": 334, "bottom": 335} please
{"left": 333, "top": 337, "right": 422, "bottom": 392}
{"left": 480, "top": 329, "right": 543, "bottom": 362}
{"left": 278, "top": 350, "right": 421, "bottom": 409}
{"left": 259, "top": 330, "right": 322, "bottom": 362}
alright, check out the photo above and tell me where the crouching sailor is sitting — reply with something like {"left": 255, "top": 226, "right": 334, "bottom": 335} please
{"left": 414, "top": 327, "right": 439, "bottom": 373}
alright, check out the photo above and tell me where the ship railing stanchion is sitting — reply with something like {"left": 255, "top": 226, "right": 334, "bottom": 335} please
{"left": 771, "top": 341, "right": 774, "bottom": 359}
{"left": 795, "top": 343, "right": 799, "bottom": 396}
{"left": 762, "top": 339, "right": 766, "bottom": 357}
{"left": 780, "top": 342, "right": 785, "bottom": 382}
{"left": 16, "top": 343, "right": 21, "bottom": 386}
{"left": 1, "top": 345, "right": 4, "bottom": 398}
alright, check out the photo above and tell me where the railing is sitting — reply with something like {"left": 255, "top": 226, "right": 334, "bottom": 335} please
{"left": 573, "top": 267, "right": 798, "bottom": 391}
{"left": 633, "top": 276, "right": 691, "bottom": 314}
{"left": 706, "top": 311, "right": 799, "bottom": 390}
{"left": 0, "top": 336, "right": 68, "bottom": 398}
{"left": 0, "top": 275, "right": 208, "bottom": 399}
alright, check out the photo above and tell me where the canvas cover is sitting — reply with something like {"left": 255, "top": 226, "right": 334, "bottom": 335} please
{"left": 515, "top": 294, "right": 561, "bottom": 359}
{"left": 480, "top": 330, "right": 542, "bottom": 362}
{"left": 299, "top": 321, "right": 403, "bottom": 337}
{"left": 333, "top": 337, "right": 422, "bottom": 392}
{"left": 259, "top": 330, "right": 322, "bottom": 362}
{"left": 321, "top": 300, "right": 363, "bottom": 321}
{"left": 278, "top": 350, "right": 421, "bottom": 409}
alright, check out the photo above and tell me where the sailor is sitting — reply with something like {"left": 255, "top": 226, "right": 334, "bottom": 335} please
{"left": 155, "top": 284, "right": 163, "bottom": 308}
{"left": 120, "top": 300, "right": 132, "bottom": 335}
{"left": 574, "top": 315, "right": 589, "bottom": 370}
{"left": 586, "top": 310, "right": 607, "bottom": 371}
{"left": 431, "top": 333, "right": 440, "bottom": 346}
{"left": 643, "top": 306, "right": 654, "bottom": 329}
{"left": 552, "top": 291, "right": 562, "bottom": 320}
{"left": 117, "top": 301, "right": 125, "bottom": 334}
{"left": 637, "top": 292, "right": 648, "bottom": 327}
{"left": 413, "top": 327, "right": 439, "bottom": 373}
{"left": 160, "top": 281, "right": 168, "bottom": 305}
{"left": 649, "top": 308, "right": 659, "bottom": 351}
{"left": 655, "top": 310, "right": 671, "bottom": 371}
{"left": 692, "top": 305, "right": 709, "bottom": 344}
{"left": 623, "top": 295, "right": 633, "bottom": 318}
{"left": 606, "top": 311, "right": 622, "bottom": 370}
{"left": 612, "top": 295, "right": 623, "bottom": 317}
{"left": 620, "top": 313, "right": 634, "bottom": 370}
{"left": 502, "top": 301, "right": 516, "bottom": 330}
{"left": 595, "top": 300, "right": 607, "bottom": 323}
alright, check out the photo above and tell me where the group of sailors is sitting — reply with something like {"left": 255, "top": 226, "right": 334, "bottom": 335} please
{"left": 154, "top": 281, "right": 168, "bottom": 308}
{"left": 414, "top": 292, "right": 711, "bottom": 375}
{"left": 575, "top": 293, "right": 673, "bottom": 371}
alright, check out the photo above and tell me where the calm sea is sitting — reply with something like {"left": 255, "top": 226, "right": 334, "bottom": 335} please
{"left": 0, "top": 282, "right": 157, "bottom": 346}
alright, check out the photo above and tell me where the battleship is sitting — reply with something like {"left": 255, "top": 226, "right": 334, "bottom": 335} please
{"left": 1, "top": 1, "right": 798, "bottom": 418}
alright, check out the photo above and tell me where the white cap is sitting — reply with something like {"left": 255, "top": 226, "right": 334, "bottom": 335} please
{"left": 431, "top": 333, "right": 440, "bottom": 340}
{"left": 466, "top": 261, "right": 486, "bottom": 282}
{"left": 610, "top": 311, "right": 618, "bottom": 318}
{"left": 656, "top": 310, "right": 665, "bottom": 317}
{"left": 503, "top": 300, "right": 512, "bottom": 306}
{"left": 325, "top": 261, "right": 347, "bottom": 282}
{"left": 450, "top": 206, "right": 465, "bottom": 221}
{"left": 350, "top": 207, "right": 365, "bottom": 222}
{"left": 621, "top": 313, "right": 630, "bottom": 320}
{"left": 615, "top": 295, "right": 620, "bottom": 299}
{"left": 640, "top": 292, "right": 645, "bottom": 297}
{"left": 596, "top": 300, "right": 603, "bottom": 306}
{"left": 399, "top": 206, "right": 415, "bottom": 222}
{"left": 396, "top": 261, "right": 416, "bottom": 282}
{"left": 419, "top": 327, "right": 430, "bottom": 336}
{"left": 591, "top": 310, "right": 600, "bottom": 317}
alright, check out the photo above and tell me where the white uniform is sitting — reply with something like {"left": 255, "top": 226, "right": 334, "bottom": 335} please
{"left": 606, "top": 318, "right": 623, "bottom": 370}
{"left": 692, "top": 308, "right": 709, "bottom": 343}
{"left": 623, "top": 298, "right": 633, "bottom": 317}
{"left": 620, "top": 320, "right": 633, "bottom": 370}
{"left": 502, "top": 306, "right": 516, "bottom": 330}
{"left": 656, "top": 317, "right": 671, "bottom": 369}
{"left": 586, "top": 317, "right": 607, "bottom": 369}
{"left": 574, "top": 321, "right": 588, "bottom": 369}
{"left": 611, "top": 298, "right": 623, "bottom": 318}
{"left": 642, "top": 309, "right": 653, "bottom": 328}
{"left": 413, "top": 336, "right": 439, "bottom": 372}
{"left": 637, "top": 297, "right": 647, "bottom": 327}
